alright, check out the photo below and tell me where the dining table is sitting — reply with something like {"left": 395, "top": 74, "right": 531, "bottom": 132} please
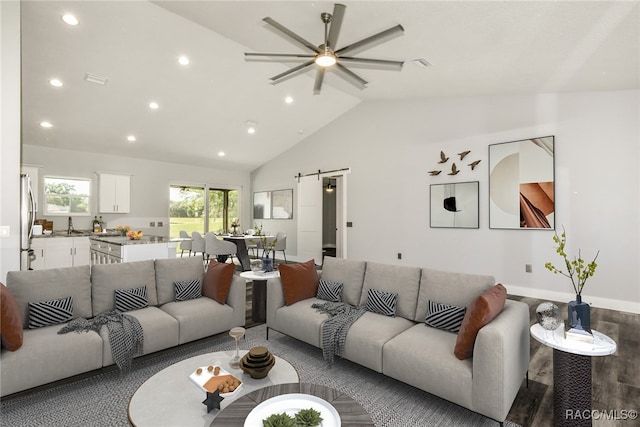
{"left": 222, "top": 235, "right": 272, "bottom": 271}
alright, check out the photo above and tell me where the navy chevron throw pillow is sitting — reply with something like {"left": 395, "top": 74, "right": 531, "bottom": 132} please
{"left": 174, "top": 279, "right": 202, "bottom": 302}
{"left": 115, "top": 286, "right": 148, "bottom": 312}
{"left": 425, "top": 300, "right": 467, "bottom": 333}
{"left": 365, "top": 288, "right": 398, "bottom": 317}
{"left": 28, "top": 296, "right": 73, "bottom": 329}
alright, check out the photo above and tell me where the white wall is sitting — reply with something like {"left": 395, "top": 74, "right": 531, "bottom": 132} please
{"left": 21, "top": 145, "right": 251, "bottom": 237}
{"left": 251, "top": 90, "right": 640, "bottom": 313}
{"left": 0, "top": 0, "right": 22, "bottom": 282}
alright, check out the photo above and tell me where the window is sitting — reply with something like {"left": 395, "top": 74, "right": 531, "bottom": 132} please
{"left": 169, "top": 185, "right": 238, "bottom": 241}
{"left": 43, "top": 176, "right": 91, "bottom": 216}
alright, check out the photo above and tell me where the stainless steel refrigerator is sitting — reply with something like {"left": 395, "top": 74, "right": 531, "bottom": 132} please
{"left": 20, "top": 173, "right": 36, "bottom": 270}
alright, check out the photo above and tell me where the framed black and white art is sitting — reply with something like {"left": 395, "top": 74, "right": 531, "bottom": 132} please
{"left": 430, "top": 181, "right": 479, "bottom": 228}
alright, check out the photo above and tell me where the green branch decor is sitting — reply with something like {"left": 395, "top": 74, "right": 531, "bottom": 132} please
{"left": 545, "top": 227, "right": 599, "bottom": 297}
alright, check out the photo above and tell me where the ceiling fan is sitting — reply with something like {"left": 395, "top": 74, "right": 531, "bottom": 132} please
{"left": 245, "top": 3, "right": 404, "bottom": 95}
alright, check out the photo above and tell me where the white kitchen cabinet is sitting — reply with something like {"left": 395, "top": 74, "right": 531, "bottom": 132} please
{"left": 98, "top": 173, "right": 131, "bottom": 213}
{"left": 30, "top": 236, "right": 91, "bottom": 269}
{"left": 21, "top": 164, "right": 40, "bottom": 212}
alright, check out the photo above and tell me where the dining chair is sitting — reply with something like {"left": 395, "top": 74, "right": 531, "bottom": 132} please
{"left": 204, "top": 232, "right": 238, "bottom": 265}
{"left": 272, "top": 232, "right": 287, "bottom": 264}
{"left": 191, "top": 231, "right": 206, "bottom": 259}
{"left": 178, "top": 230, "right": 192, "bottom": 257}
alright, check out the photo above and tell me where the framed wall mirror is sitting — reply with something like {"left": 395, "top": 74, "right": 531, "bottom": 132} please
{"left": 489, "top": 136, "right": 555, "bottom": 229}
{"left": 430, "top": 181, "right": 479, "bottom": 228}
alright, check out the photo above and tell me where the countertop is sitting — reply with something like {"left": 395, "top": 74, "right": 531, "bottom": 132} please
{"left": 33, "top": 230, "right": 122, "bottom": 238}
{"left": 89, "top": 235, "right": 172, "bottom": 245}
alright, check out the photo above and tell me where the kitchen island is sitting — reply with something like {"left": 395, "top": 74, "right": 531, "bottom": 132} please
{"left": 89, "top": 235, "right": 176, "bottom": 264}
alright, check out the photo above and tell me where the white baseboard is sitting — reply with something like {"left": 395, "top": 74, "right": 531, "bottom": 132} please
{"left": 507, "top": 285, "right": 640, "bottom": 314}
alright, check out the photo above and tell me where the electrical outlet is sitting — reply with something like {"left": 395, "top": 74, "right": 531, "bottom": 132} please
{"left": 149, "top": 222, "right": 155, "bottom": 227}
{"left": 157, "top": 221, "right": 163, "bottom": 227}
{"left": 525, "top": 264, "right": 532, "bottom": 273}
{"left": 346, "top": 222, "right": 353, "bottom": 227}
{"left": 397, "top": 253, "right": 402, "bottom": 260}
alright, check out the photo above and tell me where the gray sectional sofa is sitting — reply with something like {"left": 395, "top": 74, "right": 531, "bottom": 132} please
{"left": 266, "top": 257, "right": 530, "bottom": 423}
{"left": 1, "top": 257, "right": 245, "bottom": 397}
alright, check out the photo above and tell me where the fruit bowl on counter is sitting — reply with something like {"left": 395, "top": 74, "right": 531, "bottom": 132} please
{"left": 126, "top": 230, "right": 144, "bottom": 240}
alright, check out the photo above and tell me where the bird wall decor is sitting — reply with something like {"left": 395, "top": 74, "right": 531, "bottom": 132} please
{"left": 458, "top": 150, "right": 471, "bottom": 160}
{"left": 438, "top": 151, "right": 449, "bottom": 163}
{"left": 448, "top": 163, "right": 460, "bottom": 175}
{"left": 468, "top": 160, "right": 482, "bottom": 170}
{"left": 428, "top": 170, "right": 442, "bottom": 176}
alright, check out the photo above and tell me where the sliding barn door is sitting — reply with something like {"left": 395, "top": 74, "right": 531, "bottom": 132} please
{"left": 297, "top": 175, "right": 323, "bottom": 265}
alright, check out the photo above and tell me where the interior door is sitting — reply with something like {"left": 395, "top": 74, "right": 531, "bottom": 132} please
{"left": 297, "top": 175, "right": 323, "bottom": 265}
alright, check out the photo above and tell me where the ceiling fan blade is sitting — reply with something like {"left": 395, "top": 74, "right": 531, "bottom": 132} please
{"left": 263, "top": 17, "right": 320, "bottom": 54}
{"left": 335, "top": 24, "right": 404, "bottom": 57}
{"left": 270, "top": 60, "right": 315, "bottom": 84}
{"left": 333, "top": 63, "right": 368, "bottom": 90}
{"left": 337, "top": 56, "right": 404, "bottom": 71}
{"left": 313, "top": 69, "right": 325, "bottom": 95}
{"left": 245, "top": 52, "right": 316, "bottom": 60}
{"left": 326, "top": 3, "right": 346, "bottom": 49}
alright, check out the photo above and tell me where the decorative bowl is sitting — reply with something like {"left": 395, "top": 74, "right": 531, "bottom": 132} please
{"left": 240, "top": 347, "right": 276, "bottom": 379}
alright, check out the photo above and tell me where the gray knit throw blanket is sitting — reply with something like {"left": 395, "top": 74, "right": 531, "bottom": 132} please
{"left": 58, "top": 310, "right": 144, "bottom": 371}
{"left": 312, "top": 301, "right": 366, "bottom": 365}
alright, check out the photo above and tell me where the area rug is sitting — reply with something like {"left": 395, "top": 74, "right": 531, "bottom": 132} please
{"left": 0, "top": 324, "right": 521, "bottom": 427}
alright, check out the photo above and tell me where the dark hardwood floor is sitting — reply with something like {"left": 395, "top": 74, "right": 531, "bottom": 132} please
{"left": 506, "top": 295, "right": 640, "bottom": 427}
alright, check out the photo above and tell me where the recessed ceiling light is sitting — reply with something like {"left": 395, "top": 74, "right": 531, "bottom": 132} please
{"left": 127, "top": 135, "right": 136, "bottom": 142}
{"left": 218, "top": 151, "right": 225, "bottom": 157}
{"left": 178, "top": 56, "right": 190, "bottom": 65}
{"left": 40, "top": 121, "right": 53, "bottom": 128}
{"left": 49, "top": 79, "right": 63, "bottom": 87}
{"left": 149, "top": 102, "right": 159, "bottom": 110}
{"left": 61, "top": 14, "right": 78, "bottom": 26}
{"left": 298, "top": 129, "right": 304, "bottom": 134}
{"left": 285, "top": 96, "right": 294, "bottom": 104}
{"left": 247, "top": 127, "right": 256, "bottom": 134}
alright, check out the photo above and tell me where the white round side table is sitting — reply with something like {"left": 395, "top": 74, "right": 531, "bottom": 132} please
{"left": 530, "top": 323, "right": 616, "bottom": 427}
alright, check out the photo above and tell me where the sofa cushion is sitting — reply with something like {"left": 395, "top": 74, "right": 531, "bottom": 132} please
{"left": 359, "top": 262, "right": 421, "bottom": 320}
{"left": 28, "top": 296, "right": 73, "bottom": 329}
{"left": 154, "top": 257, "right": 205, "bottom": 305}
{"left": 319, "top": 257, "right": 366, "bottom": 306}
{"left": 6, "top": 265, "right": 92, "bottom": 324}
{"left": 425, "top": 300, "right": 466, "bottom": 333}
{"left": 115, "top": 286, "right": 149, "bottom": 312}
{"left": 174, "top": 279, "right": 202, "bottom": 302}
{"left": 454, "top": 283, "right": 507, "bottom": 360}
{"left": 365, "top": 288, "right": 398, "bottom": 317}
{"left": 317, "top": 279, "right": 343, "bottom": 302}
{"left": 202, "top": 261, "right": 235, "bottom": 304}
{"left": 415, "top": 268, "right": 495, "bottom": 322}
{"left": 161, "top": 297, "right": 236, "bottom": 345}
{"left": 91, "top": 260, "right": 157, "bottom": 315}
{"left": 279, "top": 259, "right": 319, "bottom": 305}
{"left": 0, "top": 284, "right": 23, "bottom": 351}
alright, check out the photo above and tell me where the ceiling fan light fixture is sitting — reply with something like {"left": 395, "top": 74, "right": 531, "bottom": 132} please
{"left": 315, "top": 51, "right": 336, "bottom": 67}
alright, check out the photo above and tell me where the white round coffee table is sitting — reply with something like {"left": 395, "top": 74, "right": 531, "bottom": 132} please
{"left": 128, "top": 349, "right": 299, "bottom": 427}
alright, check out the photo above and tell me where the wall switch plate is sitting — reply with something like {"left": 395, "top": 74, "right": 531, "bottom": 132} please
{"left": 157, "top": 221, "right": 163, "bottom": 227}
{"left": 525, "top": 264, "right": 532, "bottom": 273}
{"left": 397, "top": 253, "right": 402, "bottom": 260}
{"left": 149, "top": 222, "right": 155, "bottom": 227}
{"left": 346, "top": 222, "right": 353, "bottom": 227}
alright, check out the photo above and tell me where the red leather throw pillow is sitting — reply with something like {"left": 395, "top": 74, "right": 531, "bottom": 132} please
{"left": 1, "top": 284, "right": 24, "bottom": 351}
{"left": 279, "top": 259, "right": 319, "bottom": 305}
{"left": 454, "top": 283, "right": 507, "bottom": 360}
{"left": 202, "top": 261, "right": 235, "bottom": 304}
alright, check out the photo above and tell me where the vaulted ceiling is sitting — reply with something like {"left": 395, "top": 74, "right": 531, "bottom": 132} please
{"left": 21, "top": 1, "right": 639, "bottom": 171}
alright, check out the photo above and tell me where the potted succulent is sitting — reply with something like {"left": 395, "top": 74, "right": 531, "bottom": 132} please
{"left": 545, "top": 227, "right": 599, "bottom": 330}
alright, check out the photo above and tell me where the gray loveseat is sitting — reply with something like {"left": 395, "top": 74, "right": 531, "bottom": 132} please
{"left": 266, "top": 257, "right": 530, "bottom": 423}
{"left": 1, "top": 257, "right": 245, "bottom": 397}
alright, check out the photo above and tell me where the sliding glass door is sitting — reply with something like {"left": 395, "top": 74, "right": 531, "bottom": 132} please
{"left": 207, "top": 188, "right": 238, "bottom": 234}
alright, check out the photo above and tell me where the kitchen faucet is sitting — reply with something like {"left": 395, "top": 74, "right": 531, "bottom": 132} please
{"left": 67, "top": 216, "right": 74, "bottom": 235}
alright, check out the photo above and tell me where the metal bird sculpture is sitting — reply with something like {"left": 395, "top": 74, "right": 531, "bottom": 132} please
{"left": 438, "top": 151, "right": 449, "bottom": 163}
{"left": 428, "top": 170, "right": 442, "bottom": 176}
{"left": 458, "top": 150, "right": 471, "bottom": 160}
{"left": 468, "top": 160, "right": 482, "bottom": 170}
{"left": 448, "top": 163, "right": 460, "bottom": 175}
